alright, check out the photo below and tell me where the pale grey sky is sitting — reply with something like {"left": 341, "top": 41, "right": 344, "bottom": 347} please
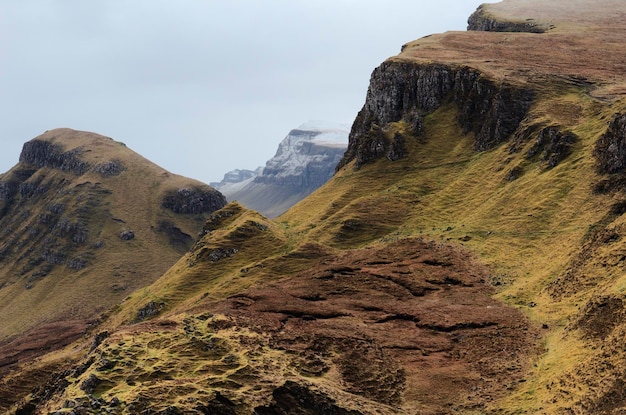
{"left": 0, "top": 1, "right": 484, "bottom": 183}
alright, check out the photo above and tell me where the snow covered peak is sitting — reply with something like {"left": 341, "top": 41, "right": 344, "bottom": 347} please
{"left": 214, "top": 121, "right": 349, "bottom": 217}
{"left": 262, "top": 121, "right": 348, "bottom": 180}
{"left": 290, "top": 120, "right": 350, "bottom": 147}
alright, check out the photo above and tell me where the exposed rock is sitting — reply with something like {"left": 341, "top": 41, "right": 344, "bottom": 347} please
{"left": 196, "top": 247, "right": 239, "bottom": 263}
{"left": 19, "top": 140, "right": 89, "bottom": 175}
{"left": 134, "top": 301, "right": 165, "bottom": 322}
{"left": 467, "top": 4, "right": 549, "bottom": 33}
{"left": 336, "top": 62, "right": 533, "bottom": 170}
{"left": 79, "top": 374, "right": 100, "bottom": 394}
{"left": 119, "top": 230, "right": 135, "bottom": 240}
{"left": 525, "top": 126, "right": 577, "bottom": 168}
{"left": 94, "top": 160, "right": 124, "bottom": 177}
{"left": 594, "top": 113, "right": 626, "bottom": 174}
{"left": 161, "top": 186, "right": 227, "bottom": 215}
{"left": 254, "top": 381, "right": 362, "bottom": 415}
{"left": 89, "top": 331, "right": 109, "bottom": 352}
{"left": 195, "top": 392, "right": 238, "bottom": 415}
{"left": 220, "top": 121, "right": 348, "bottom": 217}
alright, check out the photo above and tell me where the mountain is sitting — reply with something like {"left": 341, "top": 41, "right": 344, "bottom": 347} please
{"left": 6, "top": 1, "right": 626, "bottom": 414}
{"left": 209, "top": 168, "right": 261, "bottom": 195}
{"left": 0, "top": 128, "right": 226, "bottom": 407}
{"left": 214, "top": 121, "right": 348, "bottom": 217}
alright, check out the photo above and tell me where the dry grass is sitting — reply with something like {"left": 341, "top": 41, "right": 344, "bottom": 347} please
{"left": 8, "top": 1, "right": 626, "bottom": 413}
{"left": 0, "top": 129, "right": 217, "bottom": 345}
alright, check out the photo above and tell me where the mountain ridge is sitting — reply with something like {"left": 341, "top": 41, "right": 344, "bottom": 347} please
{"left": 6, "top": 1, "right": 626, "bottom": 413}
{"left": 0, "top": 128, "right": 226, "bottom": 404}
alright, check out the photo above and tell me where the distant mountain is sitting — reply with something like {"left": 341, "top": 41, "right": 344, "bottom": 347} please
{"left": 209, "top": 167, "right": 262, "bottom": 195}
{"left": 10, "top": 1, "right": 626, "bottom": 414}
{"left": 0, "top": 128, "right": 226, "bottom": 406}
{"left": 213, "top": 121, "right": 348, "bottom": 217}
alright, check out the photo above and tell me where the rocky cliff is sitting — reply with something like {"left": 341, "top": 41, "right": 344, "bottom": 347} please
{"left": 337, "top": 62, "right": 533, "bottom": 170}
{"left": 466, "top": 3, "right": 551, "bottom": 33}
{"left": 7, "top": 1, "right": 626, "bottom": 414}
{"left": 218, "top": 121, "right": 348, "bottom": 217}
{"left": 210, "top": 168, "right": 259, "bottom": 192}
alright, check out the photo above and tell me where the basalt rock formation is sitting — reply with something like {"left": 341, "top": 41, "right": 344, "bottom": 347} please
{"left": 467, "top": 4, "right": 550, "bottom": 33}
{"left": 337, "top": 63, "right": 533, "bottom": 170}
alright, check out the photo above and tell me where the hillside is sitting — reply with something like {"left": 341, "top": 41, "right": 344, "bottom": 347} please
{"left": 6, "top": 1, "right": 626, "bottom": 414}
{"left": 0, "top": 128, "right": 226, "bottom": 409}
{"left": 215, "top": 121, "right": 348, "bottom": 218}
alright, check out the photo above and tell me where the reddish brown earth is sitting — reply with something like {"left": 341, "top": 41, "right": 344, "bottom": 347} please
{"left": 0, "top": 320, "right": 87, "bottom": 407}
{"left": 203, "top": 238, "right": 538, "bottom": 414}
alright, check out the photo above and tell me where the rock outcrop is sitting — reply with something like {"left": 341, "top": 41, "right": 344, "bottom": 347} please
{"left": 161, "top": 187, "right": 226, "bottom": 215}
{"left": 336, "top": 62, "right": 533, "bottom": 170}
{"left": 467, "top": 4, "right": 550, "bottom": 33}
{"left": 19, "top": 139, "right": 90, "bottom": 175}
{"left": 594, "top": 113, "right": 626, "bottom": 174}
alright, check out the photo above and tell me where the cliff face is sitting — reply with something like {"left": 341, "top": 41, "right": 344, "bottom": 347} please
{"left": 219, "top": 122, "right": 348, "bottom": 217}
{"left": 467, "top": 4, "right": 550, "bottom": 33}
{"left": 256, "top": 129, "right": 346, "bottom": 188}
{"left": 337, "top": 62, "right": 533, "bottom": 170}
{"left": 9, "top": 1, "right": 626, "bottom": 414}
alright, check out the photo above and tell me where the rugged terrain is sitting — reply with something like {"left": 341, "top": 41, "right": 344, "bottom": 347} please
{"left": 5, "top": 0, "right": 626, "bottom": 414}
{"left": 0, "top": 129, "right": 226, "bottom": 409}
{"left": 214, "top": 121, "right": 348, "bottom": 218}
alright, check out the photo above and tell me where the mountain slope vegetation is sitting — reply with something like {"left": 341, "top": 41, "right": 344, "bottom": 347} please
{"left": 0, "top": 129, "right": 226, "bottom": 410}
{"left": 5, "top": 0, "right": 626, "bottom": 414}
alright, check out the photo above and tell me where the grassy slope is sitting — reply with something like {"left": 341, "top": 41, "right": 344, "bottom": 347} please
{"left": 0, "top": 129, "right": 215, "bottom": 341}
{"left": 33, "top": 88, "right": 622, "bottom": 414}
{"left": 281, "top": 91, "right": 625, "bottom": 413}
{"left": 10, "top": 1, "right": 626, "bottom": 413}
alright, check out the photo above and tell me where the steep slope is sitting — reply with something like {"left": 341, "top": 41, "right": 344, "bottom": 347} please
{"left": 218, "top": 122, "right": 348, "bottom": 217}
{"left": 8, "top": 1, "right": 626, "bottom": 414}
{"left": 0, "top": 128, "right": 226, "bottom": 407}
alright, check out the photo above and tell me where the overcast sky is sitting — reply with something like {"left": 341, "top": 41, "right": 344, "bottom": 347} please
{"left": 0, "top": 1, "right": 484, "bottom": 183}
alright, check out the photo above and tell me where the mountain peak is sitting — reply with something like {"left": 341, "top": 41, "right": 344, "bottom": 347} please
{"left": 218, "top": 121, "right": 348, "bottom": 217}
{"left": 0, "top": 129, "right": 226, "bottom": 386}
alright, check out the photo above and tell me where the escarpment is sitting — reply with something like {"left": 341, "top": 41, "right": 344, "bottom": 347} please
{"left": 161, "top": 187, "right": 226, "bottom": 214}
{"left": 467, "top": 4, "right": 550, "bottom": 33}
{"left": 7, "top": 1, "right": 626, "bottom": 414}
{"left": 19, "top": 139, "right": 90, "bottom": 175}
{"left": 337, "top": 62, "right": 533, "bottom": 170}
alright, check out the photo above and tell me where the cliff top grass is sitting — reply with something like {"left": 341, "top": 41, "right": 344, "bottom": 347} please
{"left": 397, "top": 0, "right": 626, "bottom": 99}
